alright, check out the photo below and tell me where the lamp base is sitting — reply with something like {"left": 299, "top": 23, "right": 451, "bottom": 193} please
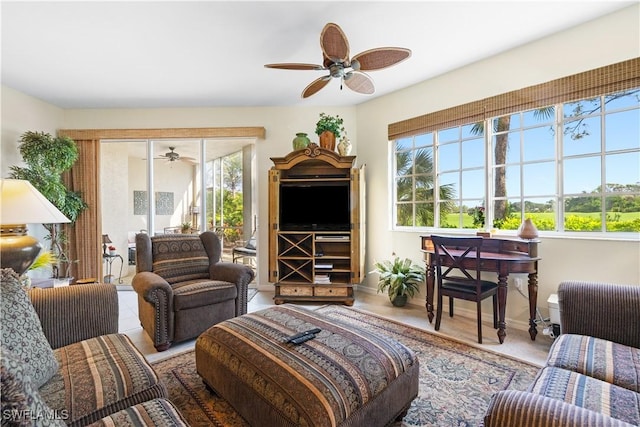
{"left": 0, "top": 224, "right": 42, "bottom": 276}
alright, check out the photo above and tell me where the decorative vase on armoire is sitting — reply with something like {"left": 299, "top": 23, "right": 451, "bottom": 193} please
{"left": 517, "top": 218, "right": 539, "bottom": 239}
{"left": 319, "top": 131, "right": 336, "bottom": 151}
{"left": 292, "top": 133, "right": 310, "bottom": 150}
{"left": 337, "top": 137, "right": 352, "bottom": 156}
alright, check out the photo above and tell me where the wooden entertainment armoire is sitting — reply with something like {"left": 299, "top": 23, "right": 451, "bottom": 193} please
{"left": 269, "top": 144, "right": 365, "bottom": 306}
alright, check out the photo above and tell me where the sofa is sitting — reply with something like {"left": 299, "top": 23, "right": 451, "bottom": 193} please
{"left": 0, "top": 269, "right": 189, "bottom": 426}
{"left": 484, "top": 280, "right": 640, "bottom": 427}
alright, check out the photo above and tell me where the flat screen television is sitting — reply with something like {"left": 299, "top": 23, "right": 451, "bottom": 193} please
{"left": 279, "top": 182, "right": 350, "bottom": 231}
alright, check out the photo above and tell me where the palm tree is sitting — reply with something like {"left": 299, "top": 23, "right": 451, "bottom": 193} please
{"left": 395, "top": 148, "right": 455, "bottom": 226}
{"left": 472, "top": 107, "right": 554, "bottom": 225}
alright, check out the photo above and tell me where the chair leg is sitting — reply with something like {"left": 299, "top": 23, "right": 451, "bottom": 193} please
{"left": 492, "top": 294, "right": 498, "bottom": 329}
{"left": 449, "top": 297, "right": 454, "bottom": 317}
{"left": 435, "top": 293, "right": 443, "bottom": 331}
{"left": 476, "top": 301, "right": 483, "bottom": 344}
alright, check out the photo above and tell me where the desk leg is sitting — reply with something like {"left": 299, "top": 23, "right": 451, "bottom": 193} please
{"left": 497, "top": 274, "right": 508, "bottom": 344}
{"left": 527, "top": 273, "right": 539, "bottom": 341}
{"left": 425, "top": 263, "right": 435, "bottom": 323}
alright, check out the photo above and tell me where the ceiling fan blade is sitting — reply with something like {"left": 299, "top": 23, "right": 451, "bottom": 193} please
{"left": 351, "top": 47, "right": 412, "bottom": 71}
{"left": 344, "top": 71, "right": 375, "bottom": 95}
{"left": 320, "top": 23, "right": 349, "bottom": 64}
{"left": 302, "top": 76, "right": 331, "bottom": 98}
{"left": 264, "top": 63, "right": 324, "bottom": 71}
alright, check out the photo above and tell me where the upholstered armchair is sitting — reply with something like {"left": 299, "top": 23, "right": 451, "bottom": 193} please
{"left": 133, "top": 231, "right": 255, "bottom": 351}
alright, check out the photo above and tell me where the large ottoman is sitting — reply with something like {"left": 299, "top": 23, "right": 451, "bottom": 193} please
{"left": 195, "top": 304, "right": 419, "bottom": 427}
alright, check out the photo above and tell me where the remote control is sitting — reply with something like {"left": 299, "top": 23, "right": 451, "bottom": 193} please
{"left": 286, "top": 328, "right": 321, "bottom": 343}
{"left": 290, "top": 333, "right": 316, "bottom": 345}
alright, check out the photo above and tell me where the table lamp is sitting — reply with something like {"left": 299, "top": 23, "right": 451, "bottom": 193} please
{"left": 0, "top": 179, "right": 70, "bottom": 275}
{"left": 102, "top": 234, "right": 113, "bottom": 255}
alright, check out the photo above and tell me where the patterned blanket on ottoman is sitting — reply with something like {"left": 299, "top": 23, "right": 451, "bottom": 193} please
{"left": 195, "top": 304, "right": 419, "bottom": 427}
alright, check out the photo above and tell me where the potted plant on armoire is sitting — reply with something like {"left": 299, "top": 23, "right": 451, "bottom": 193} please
{"left": 9, "top": 131, "right": 88, "bottom": 282}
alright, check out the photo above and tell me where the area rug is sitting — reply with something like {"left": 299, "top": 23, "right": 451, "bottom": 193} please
{"left": 152, "top": 305, "right": 540, "bottom": 427}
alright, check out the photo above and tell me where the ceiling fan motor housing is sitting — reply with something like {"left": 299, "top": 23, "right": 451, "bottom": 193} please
{"left": 329, "top": 63, "right": 345, "bottom": 78}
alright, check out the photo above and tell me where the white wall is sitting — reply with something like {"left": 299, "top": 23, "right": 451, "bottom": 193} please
{"left": 1, "top": 86, "right": 65, "bottom": 175}
{"left": 2, "top": 4, "right": 638, "bottom": 329}
{"left": 0, "top": 85, "right": 66, "bottom": 266}
{"left": 100, "top": 141, "right": 130, "bottom": 277}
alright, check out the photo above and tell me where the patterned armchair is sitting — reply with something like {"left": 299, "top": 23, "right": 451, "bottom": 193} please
{"left": 133, "top": 231, "right": 255, "bottom": 351}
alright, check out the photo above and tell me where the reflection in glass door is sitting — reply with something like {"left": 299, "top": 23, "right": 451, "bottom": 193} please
{"left": 152, "top": 141, "right": 201, "bottom": 236}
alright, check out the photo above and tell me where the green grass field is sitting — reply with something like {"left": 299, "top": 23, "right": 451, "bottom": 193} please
{"left": 444, "top": 211, "right": 640, "bottom": 231}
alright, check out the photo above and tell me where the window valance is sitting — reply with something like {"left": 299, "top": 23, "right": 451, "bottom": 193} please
{"left": 388, "top": 57, "right": 640, "bottom": 140}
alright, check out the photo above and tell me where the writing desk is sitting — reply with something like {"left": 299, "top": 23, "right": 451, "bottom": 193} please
{"left": 421, "top": 235, "right": 541, "bottom": 343}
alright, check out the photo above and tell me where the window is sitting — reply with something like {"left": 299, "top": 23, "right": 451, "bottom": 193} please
{"left": 491, "top": 106, "right": 557, "bottom": 231}
{"left": 562, "top": 90, "right": 640, "bottom": 232}
{"left": 392, "top": 88, "right": 640, "bottom": 234}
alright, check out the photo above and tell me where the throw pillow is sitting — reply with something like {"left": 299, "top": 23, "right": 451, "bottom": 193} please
{"left": 0, "top": 268, "right": 58, "bottom": 388}
{"left": 1, "top": 349, "right": 66, "bottom": 426}
{"left": 246, "top": 237, "right": 256, "bottom": 250}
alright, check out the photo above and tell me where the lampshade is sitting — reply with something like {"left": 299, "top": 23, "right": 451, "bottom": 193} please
{"left": 1, "top": 179, "right": 70, "bottom": 224}
{"left": 0, "top": 179, "right": 70, "bottom": 275}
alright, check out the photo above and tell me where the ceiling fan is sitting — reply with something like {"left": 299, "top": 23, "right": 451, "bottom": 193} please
{"left": 156, "top": 147, "right": 196, "bottom": 163}
{"left": 264, "top": 22, "right": 411, "bottom": 98}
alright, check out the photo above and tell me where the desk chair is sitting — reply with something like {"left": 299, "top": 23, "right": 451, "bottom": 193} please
{"left": 432, "top": 235, "right": 498, "bottom": 343}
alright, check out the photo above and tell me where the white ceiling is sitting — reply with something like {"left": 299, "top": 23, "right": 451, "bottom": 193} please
{"left": 1, "top": 1, "right": 633, "bottom": 110}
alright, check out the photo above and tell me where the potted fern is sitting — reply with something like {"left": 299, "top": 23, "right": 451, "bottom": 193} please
{"left": 372, "top": 257, "right": 424, "bottom": 307}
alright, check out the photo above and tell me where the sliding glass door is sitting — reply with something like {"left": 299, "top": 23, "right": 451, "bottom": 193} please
{"left": 100, "top": 137, "right": 255, "bottom": 280}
